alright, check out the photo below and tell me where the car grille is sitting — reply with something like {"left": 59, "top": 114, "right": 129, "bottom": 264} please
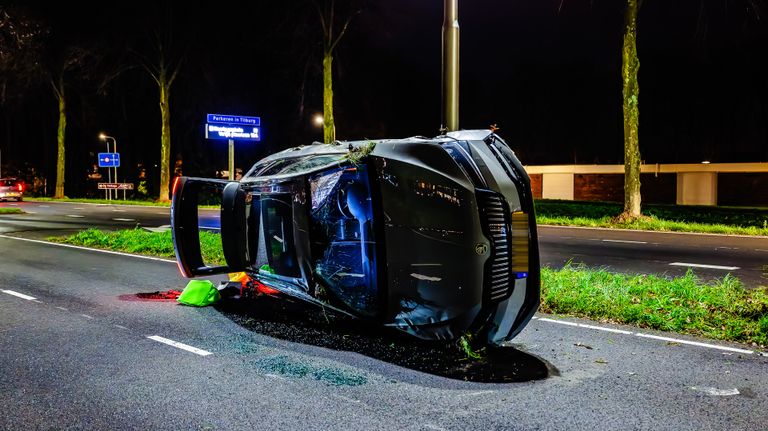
{"left": 476, "top": 189, "right": 513, "bottom": 302}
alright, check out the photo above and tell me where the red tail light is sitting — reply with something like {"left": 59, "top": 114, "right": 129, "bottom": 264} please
{"left": 17, "top": 183, "right": 23, "bottom": 192}
{"left": 172, "top": 176, "right": 181, "bottom": 196}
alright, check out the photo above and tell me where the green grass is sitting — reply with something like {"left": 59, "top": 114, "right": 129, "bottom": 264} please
{"left": 0, "top": 207, "right": 24, "bottom": 214}
{"left": 541, "top": 264, "right": 768, "bottom": 347}
{"left": 49, "top": 228, "right": 226, "bottom": 266}
{"left": 29, "top": 197, "right": 173, "bottom": 206}
{"left": 536, "top": 200, "right": 768, "bottom": 236}
{"left": 47, "top": 228, "right": 768, "bottom": 347}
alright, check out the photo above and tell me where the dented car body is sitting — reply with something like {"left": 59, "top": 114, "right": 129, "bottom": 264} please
{"left": 171, "top": 130, "right": 539, "bottom": 346}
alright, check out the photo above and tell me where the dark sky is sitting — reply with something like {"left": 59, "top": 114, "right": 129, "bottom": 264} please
{"left": 1, "top": 0, "right": 767, "bottom": 196}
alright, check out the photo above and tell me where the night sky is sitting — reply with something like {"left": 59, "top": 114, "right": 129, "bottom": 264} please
{"left": 1, "top": 0, "right": 767, "bottom": 196}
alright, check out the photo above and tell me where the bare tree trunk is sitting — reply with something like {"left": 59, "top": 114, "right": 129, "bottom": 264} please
{"left": 322, "top": 52, "right": 336, "bottom": 143}
{"left": 621, "top": 0, "right": 641, "bottom": 218}
{"left": 158, "top": 72, "right": 171, "bottom": 202}
{"left": 54, "top": 78, "right": 66, "bottom": 199}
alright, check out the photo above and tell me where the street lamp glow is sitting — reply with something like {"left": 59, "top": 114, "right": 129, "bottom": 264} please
{"left": 99, "top": 133, "right": 107, "bottom": 141}
{"left": 701, "top": 160, "right": 711, "bottom": 164}
{"left": 313, "top": 114, "right": 324, "bottom": 126}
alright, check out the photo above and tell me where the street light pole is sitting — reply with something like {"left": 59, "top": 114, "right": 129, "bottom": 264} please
{"left": 442, "top": 0, "right": 460, "bottom": 132}
{"left": 105, "top": 138, "right": 112, "bottom": 200}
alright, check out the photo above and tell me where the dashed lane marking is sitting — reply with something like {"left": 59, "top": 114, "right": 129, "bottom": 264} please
{"left": 65, "top": 214, "right": 85, "bottom": 218}
{"left": 537, "top": 317, "right": 754, "bottom": 354}
{"left": 113, "top": 324, "right": 128, "bottom": 330}
{"left": 112, "top": 218, "right": 136, "bottom": 222}
{"left": 602, "top": 239, "right": 647, "bottom": 245}
{"left": 147, "top": 335, "right": 212, "bottom": 356}
{"left": 1, "top": 290, "right": 37, "bottom": 301}
{"left": 0, "top": 234, "right": 176, "bottom": 264}
{"left": 669, "top": 262, "right": 740, "bottom": 271}
{"left": 112, "top": 209, "right": 126, "bottom": 212}
{"left": 80, "top": 314, "right": 94, "bottom": 320}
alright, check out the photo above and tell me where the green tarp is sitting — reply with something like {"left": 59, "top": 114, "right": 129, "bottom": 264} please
{"left": 177, "top": 280, "right": 221, "bottom": 307}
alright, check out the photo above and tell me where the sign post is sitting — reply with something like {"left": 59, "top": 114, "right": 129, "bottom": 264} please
{"left": 228, "top": 139, "right": 235, "bottom": 180}
{"left": 205, "top": 114, "right": 261, "bottom": 180}
{"left": 98, "top": 152, "right": 121, "bottom": 200}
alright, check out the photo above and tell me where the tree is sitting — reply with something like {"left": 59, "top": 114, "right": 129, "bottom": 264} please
{"left": 314, "top": 0, "right": 361, "bottom": 143}
{"left": 133, "top": 28, "right": 184, "bottom": 202}
{"left": 620, "top": 0, "right": 642, "bottom": 219}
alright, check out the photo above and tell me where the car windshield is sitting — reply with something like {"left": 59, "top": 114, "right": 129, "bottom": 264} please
{"left": 1, "top": 180, "right": 16, "bottom": 187}
{"left": 244, "top": 154, "right": 345, "bottom": 179}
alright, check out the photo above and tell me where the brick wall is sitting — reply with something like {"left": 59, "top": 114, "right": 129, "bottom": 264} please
{"left": 529, "top": 174, "right": 542, "bottom": 199}
{"left": 718, "top": 173, "right": 768, "bottom": 207}
{"left": 572, "top": 173, "right": 676, "bottom": 204}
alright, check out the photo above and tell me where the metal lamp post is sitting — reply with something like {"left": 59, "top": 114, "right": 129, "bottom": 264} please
{"left": 442, "top": 0, "right": 460, "bottom": 132}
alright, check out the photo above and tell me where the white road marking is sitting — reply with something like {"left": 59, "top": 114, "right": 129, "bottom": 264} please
{"left": 73, "top": 207, "right": 85, "bottom": 210}
{"left": 65, "top": 214, "right": 85, "bottom": 218}
{"left": 155, "top": 212, "right": 170, "bottom": 216}
{"left": 602, "top": 239, "right": 647, "bottom": 245}
{"left": 113, "top": 324, "right": 128, "bottom": 330}
{"left": 25, "top": 211, "right": 36, "bottom": 214}
{"left": 56, "top": 306, "right": 68, "bottom": 311}
{"left": 690, "top": 386, "right": 740, "bottom": 396}
{"left": 39, "top": 205, "right": 50, "bottom": 208}
{"left": 537, "top": 317, "right": 754, "bottom": 354}
{"left": 669, "top": 262, "right": 739, "bottom": 271}
{"left": 112, "top": 209, "right": 126, "bottom": 212}
{"left": 634, "top": 333, "right": 754, "bottom": 354}
{"left": 0, "top": 234, "right": 176, "bottom": 264}
{"left": 755, "top": 249, "right": 768, "bottom": 253}
{"left": 1, "top": 290, "right": 37, "bottom": 301}
{"left": 112, "top": 218, "right": 135, "bottom": 222}
{"left": 147, "top": 335, "right": 212, "bottom": 356}
{"left": 538, "top": 318, "right": 633, "bottom": 334}
{"left": 80, "top": 314, "right": 94, "bottom": 319}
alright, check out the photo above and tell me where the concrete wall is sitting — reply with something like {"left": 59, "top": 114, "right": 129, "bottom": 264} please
{"left": 541, "top": 173, "right": 574, "bottom": 200}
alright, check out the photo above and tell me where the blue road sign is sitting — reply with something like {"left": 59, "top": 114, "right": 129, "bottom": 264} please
{"left": 205, "top": 124, "right": 261, "bottom": 142}
{"left": 206, "top": 114, "right": 260, "bottom": 127}
{"left": 98, "top": 152, "right": 120, "bottom": 168}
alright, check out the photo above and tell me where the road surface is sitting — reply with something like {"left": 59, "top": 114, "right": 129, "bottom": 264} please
{"left": 2, "top": 200, "right": 766, "bottom": 286}
{"left": 0, "top": 203, "right": 766, "bottom": 429}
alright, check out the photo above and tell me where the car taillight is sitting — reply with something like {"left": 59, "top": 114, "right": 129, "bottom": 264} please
{"left": 17, "top": 183, "right": 22, "bottom": 192}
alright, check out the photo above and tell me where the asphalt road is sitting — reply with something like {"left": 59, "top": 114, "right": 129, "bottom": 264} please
{"left": 2, "top": 200, "right": 767, "bottom": 286}
{"left": 0, "top": 234, "right": 766, "bottom": 430}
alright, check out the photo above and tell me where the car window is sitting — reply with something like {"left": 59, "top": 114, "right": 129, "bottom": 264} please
{"left": 245, "top": 154, "right": 345, "bottom": 179}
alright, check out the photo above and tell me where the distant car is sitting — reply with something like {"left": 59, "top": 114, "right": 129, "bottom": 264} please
{"left": 0, "top": 178, "right": 24, "bottom": 202}
{"left": 171, "top": 130, "right": 540, "bottom": 347}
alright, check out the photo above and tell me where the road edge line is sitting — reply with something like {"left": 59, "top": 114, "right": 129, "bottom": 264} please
{"left": 0, "top": 234, "right": 176, "bottom": 264}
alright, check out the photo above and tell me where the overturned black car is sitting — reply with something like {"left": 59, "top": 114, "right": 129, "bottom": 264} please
{"left": 171, "top": 130, "right": 539, "bottom": 346}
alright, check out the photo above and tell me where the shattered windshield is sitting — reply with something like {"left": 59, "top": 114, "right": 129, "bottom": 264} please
{"left": 244, "top": 154, "right": 345, "bottom": 179}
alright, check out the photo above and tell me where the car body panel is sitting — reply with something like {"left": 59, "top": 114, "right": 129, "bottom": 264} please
{"left": 171, "top": 130, "right": 540, "bottom": 346}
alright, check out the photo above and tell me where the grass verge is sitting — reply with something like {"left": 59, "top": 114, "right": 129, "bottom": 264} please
{"left": 49, "top": 228, "right": 225, "bottom": 266}
{"left": 0, "top": 207, "right": 24, "bottom": 214}
{"left": 48, "top": 228, "right": 768, "bottom": 347}
{"left": 28, "top": 197, "right": 172, "bottom": 206}
{"left": 536, "top": 200, "right": 768, "bottom": 236}
{"left": 541, "top": 264, "right": 768, "bottom": 347}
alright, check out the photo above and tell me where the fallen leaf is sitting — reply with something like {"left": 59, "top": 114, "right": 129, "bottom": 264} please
{"left": 574, "top": 342, "right": 593, "bottom": 350}
{"left": 595, "top": 358, "right": 608, "bottom": 364}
